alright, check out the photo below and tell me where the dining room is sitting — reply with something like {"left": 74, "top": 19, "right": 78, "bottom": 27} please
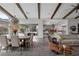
{"left": 0, "top": 3, "right": 79, "bottom": 56}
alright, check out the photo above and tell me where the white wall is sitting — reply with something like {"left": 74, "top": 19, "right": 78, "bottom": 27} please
{"left": 38, "top": 20, "right": 43, "bottom": 38}
{"left": 19, "top": 19, "right": 79, "bottom": 37}
{"left": 19, "top": 19, "right": 38, "bottom": 24}
{"left": 44, "top": 19, "right": 68, "bottom": 35}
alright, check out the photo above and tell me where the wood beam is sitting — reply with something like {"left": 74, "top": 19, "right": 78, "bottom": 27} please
{"left": 38, "top": 3, "right": 40, "bottom": 19}
{"left": 0, "top": 5, "right": 14, "bottom": 18}
{"left": 50, "top": 3, "right": 62, "bottom": 19}
{"left": 16, "top": 3, "right": 28, "bottom": 19}
{"left": 74, "top": 15, "right": 79, "bottom": 19}
{"left": 63, "top": 6, "right": 78, "bottom": 19}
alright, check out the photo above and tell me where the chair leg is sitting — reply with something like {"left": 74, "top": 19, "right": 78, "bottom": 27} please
{"left": 26, "top": 42, "right": 29, "bottom": 48}
{"left": 19, "top": 46, "right": 24, "bottom": 55}
{"left": 30, "top": 42, "right": 33, "bottom": 48}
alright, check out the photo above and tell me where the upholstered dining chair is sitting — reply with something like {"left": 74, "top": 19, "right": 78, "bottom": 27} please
{"left": 0, "top": 36, "right": 8, "bottom": 52}
{"left": 11, "top": 35, "right": 24, "bottom": 52}
{"left": 30, "top": 34, "right": 33, "bottom": 47}
{"left": 11, "top": 35, "right": 19, "bottom": 47}
{"left": 25, "top": 34, "right": 33, "bottom": 47}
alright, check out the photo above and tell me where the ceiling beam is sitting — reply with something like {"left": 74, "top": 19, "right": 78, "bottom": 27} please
{"left": 38, "top": 3, "right": 40, "bottom": 19}
{"left": 16, "top": 3, "right": 28, "bottom": 19}
{"left": 74, "top": 15, "right": 79, "bottom": 19}
{"left": 62, "top": 6, "right": 78, "bottom": 19}
{"left": 0, "top": 5, "right": 14, "bottom": 18}
{"left": 50, "top": 3, "right": 62, "bottom": 19}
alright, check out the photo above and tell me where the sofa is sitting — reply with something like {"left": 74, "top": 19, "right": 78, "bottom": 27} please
{"left": 48, "top": 40, "right": 63, "bottom": 53}
{"left": 62, "top": 35, "right": 79, "bottom": 46}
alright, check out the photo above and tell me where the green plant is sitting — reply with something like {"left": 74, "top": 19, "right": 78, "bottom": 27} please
{"left": 19, "top": 24, "right": 28, "bottom": 33}
{"left": 0, "top": 27, "right": 8, "bottom": 35}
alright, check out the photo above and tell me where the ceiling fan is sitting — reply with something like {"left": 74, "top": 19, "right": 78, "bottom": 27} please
{"left": 71, "top": 4, "right": 79, "bottom": 13}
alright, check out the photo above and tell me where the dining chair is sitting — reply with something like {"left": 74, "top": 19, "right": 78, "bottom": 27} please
{"left": 25, "top": 34, "right": 33, "bottom": 47}
{"left": 10, "top": 35, "right": 26, "bottom": 53}
{"left": 0, "top": 36, "right": 8, "bottom": 52}
{"left": 30, "top": 34, "right": 33, "bottom": 47}
{"left": 11, "top": 35, "right": 19, "bottom": 47}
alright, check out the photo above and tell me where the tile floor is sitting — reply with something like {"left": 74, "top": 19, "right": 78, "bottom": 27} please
{"left": 0, "top": 36, "right": 79, "bottom": 56}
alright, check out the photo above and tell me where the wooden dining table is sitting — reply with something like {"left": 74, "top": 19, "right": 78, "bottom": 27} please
{"left": 19, "top": 36, "right": 30, "bottom": 47}
{"left": 6, "top": 35, "right": 31, "bottom": 47}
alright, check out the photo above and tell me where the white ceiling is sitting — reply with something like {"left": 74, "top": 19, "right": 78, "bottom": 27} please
{"left": 0, "top": 3, "right": 26, "bottom": 19}
{"left": 53, "top": 3, "right": 77, "bottom": 19}
{"left": 0, "top": 3, "right": 79, "bottom": 20}
{"left": 66, "top": 9, "right": 79, "bottom": 19}
{"left": 45, "top": 20, "right": 68, "bottom": 25}
{"left": 20, "top": 3, "right": 38, "bottom": 19}
{"left": 41, "top": 3, "right": 58, "bottom": 19}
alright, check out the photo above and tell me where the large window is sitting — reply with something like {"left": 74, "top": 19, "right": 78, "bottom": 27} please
{"left": 0, "top": 11, "right": 9, "bottom": 19}
{"left": 0, "top": 11, "right": 9, "bottom": 35}
{"left": 0, "top": 27, "right": 8, "bottom": 35}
